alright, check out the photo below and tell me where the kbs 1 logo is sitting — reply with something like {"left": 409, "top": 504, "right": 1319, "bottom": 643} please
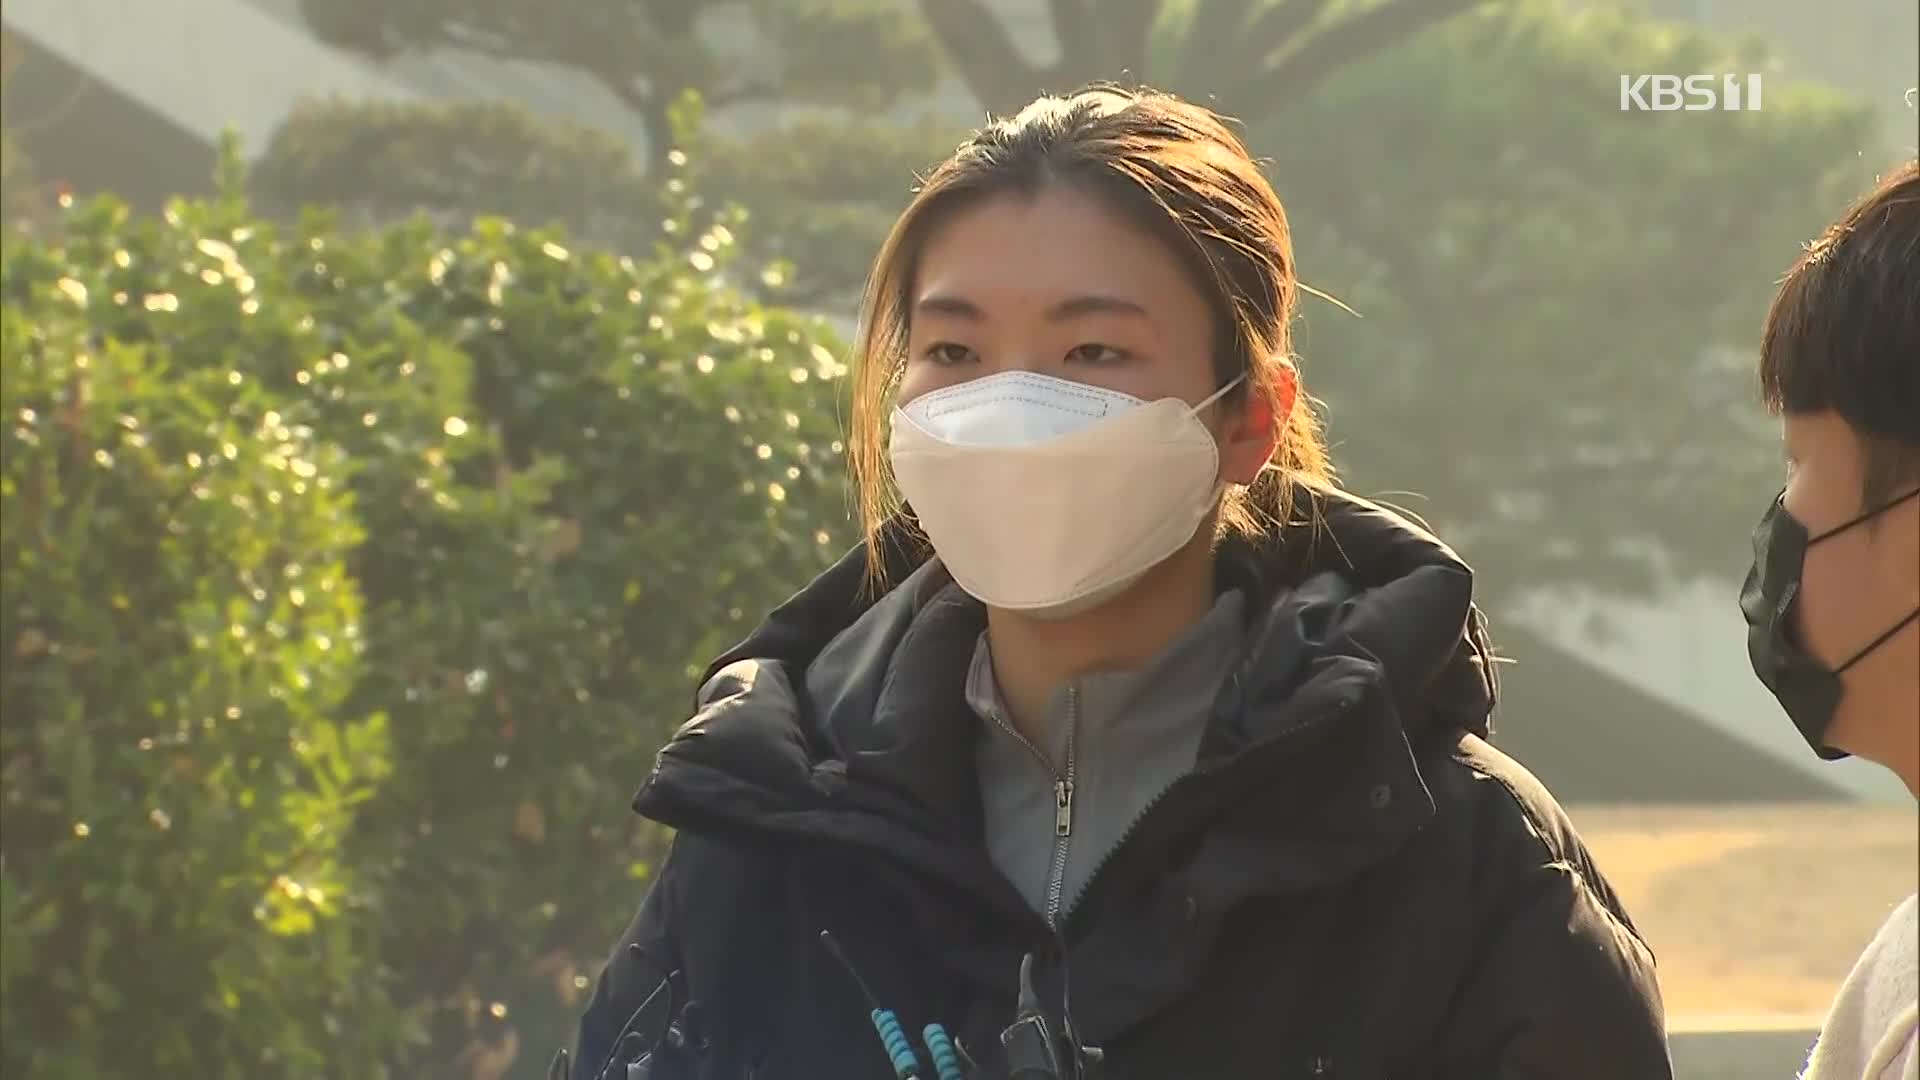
{"left": 1619, "top": 73, "right": 1764, "bottom": 112}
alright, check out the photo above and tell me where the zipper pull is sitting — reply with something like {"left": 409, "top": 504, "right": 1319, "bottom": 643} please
{"left": 1055, "top": 779, "right": 1075, "bottom": 837}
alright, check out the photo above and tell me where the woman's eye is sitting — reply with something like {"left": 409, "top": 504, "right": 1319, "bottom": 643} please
{"left": 1066, "top": 343, "right": 1129, "bottom": 366}
{"left": 923, "top": 342, "right": 975, "bottom": 366}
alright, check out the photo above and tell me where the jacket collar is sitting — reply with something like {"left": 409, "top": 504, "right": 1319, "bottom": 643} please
{"left": 636, "top": 487, "right": 1497, "bottom": 915}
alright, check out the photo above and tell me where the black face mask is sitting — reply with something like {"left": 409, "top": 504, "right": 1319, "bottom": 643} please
{"left": 1740, "top": 487, "right": 1920, "bottom": 760}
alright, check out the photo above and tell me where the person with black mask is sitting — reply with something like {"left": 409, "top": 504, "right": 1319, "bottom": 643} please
{"left": 1741, "top": 157, "right": 1920, "bottom": 1080}
{"left": 563, "top": 86, "right": 1669, "bottom": 1079}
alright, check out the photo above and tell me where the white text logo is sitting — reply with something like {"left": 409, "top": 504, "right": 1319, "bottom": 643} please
{"left": 1619, "top": 74, "right": 1763, "bottom": 111}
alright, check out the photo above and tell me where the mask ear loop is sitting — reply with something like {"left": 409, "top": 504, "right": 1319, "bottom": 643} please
{"left": 1795, "top": 486, "right": 1920, "bottom": 674}
{"left": 1190, "top": 372, "right": 1249, "bottom": 415}
{"left": 1834, "top": 607, "right": 1920, "bottom": 674}
{"left": 1184, "top": 374, "right": 1251, "bottom": 510}
{"left": 1808, "top": 485, "right": 1920, "bottom": 544}
{"left": 1789, "top": 488, "right": 1920, "bottom": 672}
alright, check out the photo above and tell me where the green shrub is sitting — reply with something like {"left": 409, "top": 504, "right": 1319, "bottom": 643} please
{"left": 698, "top": 113, "right": 963, "bottom": 306}
{"left": 1, "top": 149, "right": 851, "bottom": 1074}
{"left": 0, "top": 199, "right": 412, "bottom": 1077}
{"left": 253, "top": 98, "right": 664, "bottom": 254}
{"left": 253, "top": 91, "right": 965, "bottom": 308}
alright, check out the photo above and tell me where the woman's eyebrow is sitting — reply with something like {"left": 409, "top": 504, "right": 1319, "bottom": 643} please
{"left": 914, "top": 294, "right": 984, "bottom": 320}
{"left": 1046, "top": 295, "right": 1151, "bottom": 321}
{"left": 912, "top": 293, "right": 1151, "bottom": 321}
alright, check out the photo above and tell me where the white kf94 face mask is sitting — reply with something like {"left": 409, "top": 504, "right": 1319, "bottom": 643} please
{"left": 888, "top": 369, "right": 1245, "bottom": 618}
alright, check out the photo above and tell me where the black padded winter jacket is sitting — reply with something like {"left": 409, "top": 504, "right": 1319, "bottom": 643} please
{"left": 571, "top": 490, "right": 1672, "bottom": 1080}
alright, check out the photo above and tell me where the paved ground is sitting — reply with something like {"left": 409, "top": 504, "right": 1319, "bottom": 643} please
{"left": 1670, "top": 1028, "right": 1823, "bottom": 1080}
{"left": 1569, "top": 803, "right": 1918, "bottom": 1023}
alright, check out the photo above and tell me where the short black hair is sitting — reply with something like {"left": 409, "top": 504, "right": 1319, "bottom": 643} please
{"left": 1759, "top": 157, "right": 1920, "bottom": 506}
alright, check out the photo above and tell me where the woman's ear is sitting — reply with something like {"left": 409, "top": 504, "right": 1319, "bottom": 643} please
{"left": 1271, "top": 358, "right": 1299, "bottom": 432}
{"left": 1219, "top": 360, "right": 1294, "bottom": 485}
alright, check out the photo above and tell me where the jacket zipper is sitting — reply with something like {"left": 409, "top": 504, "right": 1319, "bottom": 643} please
{"left": 1060, "top": 694, "right": 1349, "bottom": 930}
{"left": 987, "top": 684, "right": 1079, "bottom": 928}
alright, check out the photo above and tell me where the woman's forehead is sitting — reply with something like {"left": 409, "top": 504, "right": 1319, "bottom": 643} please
{"left": 910, "top": 187, "right": 1200, "bottom": 319}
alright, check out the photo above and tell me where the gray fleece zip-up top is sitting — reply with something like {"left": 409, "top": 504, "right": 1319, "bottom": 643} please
{"left": 967, "top": 590, "right": 1249, "bottom": 925}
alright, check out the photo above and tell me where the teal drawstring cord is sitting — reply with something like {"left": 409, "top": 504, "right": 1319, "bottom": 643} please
{"left": 923, "top": 1022, "right": 966, "bottom": 1080}
{"left": 869, "top": 1008, "right": 922, "bottom": 1078}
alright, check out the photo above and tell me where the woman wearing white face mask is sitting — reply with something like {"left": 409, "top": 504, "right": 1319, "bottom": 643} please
{"left": 569, "top": 86, "right": 1669, "bottom": 1080}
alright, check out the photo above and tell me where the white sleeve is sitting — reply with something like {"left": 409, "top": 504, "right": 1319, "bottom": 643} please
{"left": 1864, "top": 1001, "right": 1915, "bottom": 1080}
{"left": 1803, "top": 895, "right": 1919, "bottom": 1080}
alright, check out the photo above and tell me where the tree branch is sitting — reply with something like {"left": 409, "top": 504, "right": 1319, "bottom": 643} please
{"left": 440, "top": 22, "right": 525, "bottom": 60}
{"left": 1092, "top": 0, "right": 1162, "bottom": 86}
{"left": 1231, "top": 0, "right": 1333, "bottom": 74}
{"left": 1048, "top": 0, "right": 1091, "bottom": 62}
{"left": 705, "top": 81, "right": 783, "bottom": 108}
{"left": 1240, "top": 0, "right": 1488, "bottom": 107}
{"left": 916, "top": 0, "right": 1052, "bottom": 116}
{"left": 1175, "top": 0, "right": 1263, "bottom": 93}
{"left": 578, "top": 65, "right": 680, "bottom": 173}
{"left": 584, "top": 64, "right": 652, "bottom": 120}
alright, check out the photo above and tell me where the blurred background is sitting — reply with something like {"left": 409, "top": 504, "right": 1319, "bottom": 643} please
{"left": 1, "top": 0, "right": 1914, "bottom": 1077}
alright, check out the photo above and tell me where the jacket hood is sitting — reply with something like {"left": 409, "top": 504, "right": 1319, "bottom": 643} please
{"left": 634, "top": 487, "right": 1498, "bottom": 901}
